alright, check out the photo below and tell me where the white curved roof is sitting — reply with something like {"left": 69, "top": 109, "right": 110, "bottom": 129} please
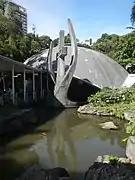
{"left": 24, "top": 46, "right": 128, "bottom": 88}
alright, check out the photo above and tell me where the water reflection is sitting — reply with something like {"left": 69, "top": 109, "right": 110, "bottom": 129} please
{"left": 77, "top": 113, "right": 126, "bottom": 148}
{"left": 30, "top": 110, "right": 77, "bottom": 172}
{"left": 30, "top": 109, "right": 126, "bottom": 173}
{"left": 54, "top": 110, "right": 77, "bottom": 171}
{"left": 0, "top": 109, "right": 127, "bottom": 180}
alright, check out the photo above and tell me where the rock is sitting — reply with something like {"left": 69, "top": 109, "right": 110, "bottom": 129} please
{"left": 22, "top": 112, "right": 37, "bottom": 124}
{"left": 126, "top": 136, "right": 135, "bottom": 162}
{"left": 131, "top": 160, "right": 135, "bottom": 165}
{"left": 95, "top": 155, "right": 117, "bottom": 164}
{"left": 11, "top": 119, "right": 24, "bottom": 131}
{"left": 16, "top": 164, "right": 46, "bottom": 180}
{"left": 28, "top": 117, "right": 37, "bottom": 124}
{"left": 131, "top": 160, "right": 135, "bottom": 164}
{"left": 16, "top": 165, "right": 70, "bottom": 180}
{"left": 100, "top": 122, "right": 118, "bottom": 130}
{"left": 102, "top": 155, "right": 110, "bottom": 163}
{"left": 77, "top": 104, "right": 96, "bottom": 114}
{"left": 95, "top": 155, "right": 132, "bottom": 164}
{"left": 95, "top": 156, "right": 103, "bottom": 163}
{"left": 48, "top": 167, "right": 69, "bottom": 178}
{"left": 96, "top": 110, "right": 113, "bottom": 116}
{"left": 59, "top": 178, "right": 71, "bottom": 180}
{"left": 77, "top": 104, "right": 113, "bottom": 116}
{"left": 85, "top": 162, "right": 135, "bottom": 180}
{"left": 118, "top": 157, "right": 131, "bottom": 164}
{"left": 124, "top": 110, "right": 135, "bottom": 121}
{"left": 95, "top": 156, "right": 130, "bottom": 164}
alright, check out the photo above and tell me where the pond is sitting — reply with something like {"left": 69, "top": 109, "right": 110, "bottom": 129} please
{"left": 0, "top": 108, "right": 127, "bottom": 180}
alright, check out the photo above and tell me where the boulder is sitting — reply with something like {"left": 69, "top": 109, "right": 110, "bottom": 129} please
{"left": 102, "top": 155, "right": 111, "bottom": 163}
{"left": 16, "top": 164, "right": 46, "bottom": 180}
{"left": 59, "top": 178, "right": 71, "bottom": 180}
{"left": 95, "top": 155, "right": 130, "bottom": 164}
{"left": 124, "top": 110, "right": 135, "bottom": 121}
{"left": 131, "top": 160, "right": 135, "bottom": 164}
{"left": 95, "top": 156, "right": 103, "bottom": 163}
{"left": 77, "top": 104, "right": 96, "bottom": 114}
{"left": 100, "top": 122, "right": 118, "bottom": 130}
{"left": 95, "top": 155, "right": 110, "bottom": 163}
{"left": 126, "top": 136, "right": 135, "bottom": 162}
{"left": 96, "top": 110, "right": 113, "bottom": 116}
{"left": 77, "top": 104, "right": 113, "bottom": 116}
{"left": 85, "top": 162, "right": 135, "bottom": 180}
{"left": 16, "top": 165, "right": 70, "bottom": 180}
{"left": 118, "top": 157, "right": 131, "bottom": 164}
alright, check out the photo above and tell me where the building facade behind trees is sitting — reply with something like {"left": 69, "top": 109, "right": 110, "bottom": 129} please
{"left": 4, "top": 0, "right": 27, "bottom": 34}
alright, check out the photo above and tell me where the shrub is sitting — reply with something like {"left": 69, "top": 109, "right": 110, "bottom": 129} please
{"left": 87, "top": 85, "right": 135, "bottom": 135}
{"left": 88, "top": 85, "right": 135, "bottom": 106}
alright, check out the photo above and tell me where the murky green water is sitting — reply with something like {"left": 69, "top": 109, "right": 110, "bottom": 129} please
{"left": 0, "top": 109, "right": 127, "bottom": 180}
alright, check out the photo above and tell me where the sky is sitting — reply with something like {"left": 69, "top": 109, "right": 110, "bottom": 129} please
{"left": 14, "top": 0, "right": 133, "bottom": 42}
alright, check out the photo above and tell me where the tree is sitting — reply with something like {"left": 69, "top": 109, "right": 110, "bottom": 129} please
{"left": 53, "top": 33, "right": 79, "bottom": 47}
{"left": 0, "top": 2, "right": 51, "bottom": 62}
{"left": 0, "top": 0, "right": 5, "bottom": 15}
{"left": 0, "top": 21, "right": 52, "bottom": 62}
{"left": 91, "top": 31, "right": 135, "bottom": 68}
{"left": 64, "top": 33, "right": 71, "bottom": 43}
{"left": 53, "top": 38, "right": 59, "bottom": 47}
{"left": 0, "top": 15, "right": 22, "bottom": 40}
{"left": 38, "top": 35, "right": 52, "bottom": 49}
{"left": 0, "top": 0, "right": 22, "bottom": 34}
{"left": 115, "top": 32, "right": 135, "bottom": 61}
{"left": 92, "top": 33, "right": 120, "bottom": 60}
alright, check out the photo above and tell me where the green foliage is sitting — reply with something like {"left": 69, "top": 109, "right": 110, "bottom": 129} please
{"left": 77, "top": 43, "right": 91, "bottom": 49}
{"left": 38, "top": 35, "right": 51, "bottom": 50}
{"left": 126, "top": 120, "right": 135, "bottom": 135}
{"left": 64, "top": 33, "right": 71, "bottom": 43}
{"left": 0, "top": 15, "right": 52, "bottom": 61}
{"left": 0, "top": 0, "right": 52, "bottom": 61}
{"left": 108, "top": 155, "right": 118, "bottom": 164}
{"left": 88, "top": 85, "right": 135, "bottom": 135}
{"left": 92, "top": 34, "right": 119, "bottom": 60}
{"left": 88, "top": 85, "right": 135, "bottom": 106}
{"left": 115, "top": 32, "right": 135, "bottom": 61}
{"left": 0, "top": 0, "right": 6, "bottom": 15}
{"left": 0, "top": 0, "right": 134, "bottom": 65}
{"left": 53, "top": 33, "right": 79, "bottom": 47}
{"left": 118, "top": 58, "right": 135, "bottom": 67}
{"left": 92, "top": 32, "right": 135, "bottom": 68}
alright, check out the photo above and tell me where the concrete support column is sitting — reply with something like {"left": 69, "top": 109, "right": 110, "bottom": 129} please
{"left": 40, "top": 72, "right": 42, "bottom": 98}
{"left": 12, "top": 64, "right": 15, "bottom": 104}
{"left": 23, "top": 69, "right": 26, "bottom": 102}
{"left": 32, "top": 70, "right": 35, "bottom": 100}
